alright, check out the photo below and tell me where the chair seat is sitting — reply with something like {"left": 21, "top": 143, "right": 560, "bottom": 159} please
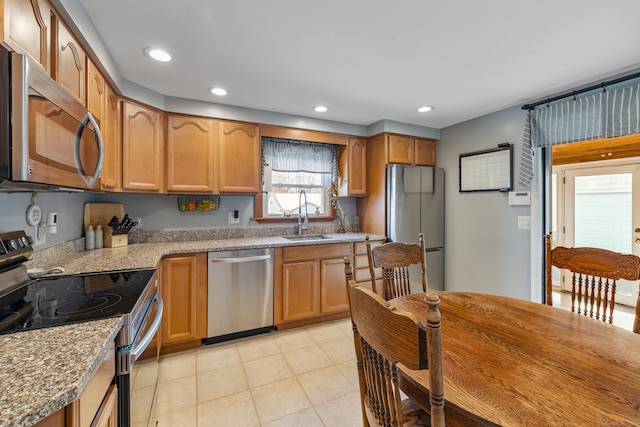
{"left": 364, "top": 398, "right": 431, "bottom": 426}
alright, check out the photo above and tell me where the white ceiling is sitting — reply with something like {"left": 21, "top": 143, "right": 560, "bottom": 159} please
{"left": 71, "top": 0, "right": 640, "bottom": 130}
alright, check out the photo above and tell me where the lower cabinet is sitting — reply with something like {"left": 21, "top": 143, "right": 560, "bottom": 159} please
{"left": 159, "top": 253, "right": 207, "bottom": 355}
{"left": 34, "top": 342, "right": 117, "bottom": 427}
{"left": 274, "top": 243, "right": 352, "bottom": 329}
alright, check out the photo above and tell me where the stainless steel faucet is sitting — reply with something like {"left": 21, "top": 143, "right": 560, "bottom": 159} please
{"left": 298, "top": 190, "right": 309, "bottom": 235}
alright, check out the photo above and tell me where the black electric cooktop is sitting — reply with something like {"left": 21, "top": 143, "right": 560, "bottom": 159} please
{"left": 0, "top": 269, "right": 156, "bottom": 335}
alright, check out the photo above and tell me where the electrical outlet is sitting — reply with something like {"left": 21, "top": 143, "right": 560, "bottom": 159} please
{"left": 228, "top": 211, "right": 240, "bottom": 224}
{"left": 34, "top": 231, "right": 45, "bottom": 246}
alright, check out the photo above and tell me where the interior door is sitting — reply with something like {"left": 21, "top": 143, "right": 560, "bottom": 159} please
{"left": 562, "top": 163, "right": 640, "bottom": 306}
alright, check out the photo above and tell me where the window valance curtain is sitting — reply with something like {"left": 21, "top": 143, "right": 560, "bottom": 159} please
{"left": 261, "top": 137, "right": 338, "bottom": 182}
{"left": 519, "top": 82, "right": 640, "bottom": 187}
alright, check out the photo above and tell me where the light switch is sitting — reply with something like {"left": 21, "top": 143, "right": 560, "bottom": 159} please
{"left": 517, "top": 216, "right": 531, "bottom": 229}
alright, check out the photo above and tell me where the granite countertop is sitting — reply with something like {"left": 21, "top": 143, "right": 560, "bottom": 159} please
{"left": 3, "top": 232, "right": 385, "bottom": 426}
{"left": 0, "top": 317, "right": 123, "bottom": 427}
{"left": 36, "top": 232, "right": 386, "bottom": 275}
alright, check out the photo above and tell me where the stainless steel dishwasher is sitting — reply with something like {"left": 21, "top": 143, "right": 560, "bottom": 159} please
{"left": 205, "top": 248, "right": 274, "bottom": 343}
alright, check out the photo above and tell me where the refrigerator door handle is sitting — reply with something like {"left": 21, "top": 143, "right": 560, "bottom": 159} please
{"left": 425, "top": 247, "right": 444, "bottom": 252}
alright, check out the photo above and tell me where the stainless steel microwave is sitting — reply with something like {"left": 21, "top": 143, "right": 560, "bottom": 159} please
{"left": 0, "top": 49, "right": 104, "bottom": 191}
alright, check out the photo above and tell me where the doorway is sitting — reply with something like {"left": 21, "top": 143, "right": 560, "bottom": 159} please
{"left": 552, "top": 160, "right": 640, "bottom": 307}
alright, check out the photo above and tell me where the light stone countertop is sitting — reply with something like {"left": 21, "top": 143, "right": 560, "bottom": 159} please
{"left": 0, "top": 317, "right": 123, "bottom": 427}
{"left": 36, "top": 232, "right": 385, "bottom": 275}
{"left": 3, "top": 232, "right": 385, "bottom": 427}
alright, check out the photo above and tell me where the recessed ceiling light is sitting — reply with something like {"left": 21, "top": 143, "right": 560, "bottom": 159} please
{"left": 417, "top": 106, "right": 434, "bottom": 113}
{"left": 144, "top": 48, "right": 172, "bottom": 62}
{"left": 210, "top": 87, "right": 228, "bottom": 96}
{"left": 314, "top": 106, "right": 328, "bottom": 113}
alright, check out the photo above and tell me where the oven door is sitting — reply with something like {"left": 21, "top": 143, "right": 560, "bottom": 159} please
{"left": 118, "top": 293, "right": 163, "bottom": 427}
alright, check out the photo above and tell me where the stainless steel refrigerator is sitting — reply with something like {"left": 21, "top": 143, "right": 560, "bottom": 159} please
{"left": 386, "top": 164, "right": 445, "bottom": 291}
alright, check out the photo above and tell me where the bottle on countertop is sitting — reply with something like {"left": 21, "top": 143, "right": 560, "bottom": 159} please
{"left": 95, "top": 224, "right": 103, "bottom": 249}
{"left": 86, "top": 225, "right": 95, "bottom": 250}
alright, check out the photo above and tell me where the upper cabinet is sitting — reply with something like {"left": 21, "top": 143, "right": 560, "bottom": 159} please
{"left": 165, "top": 115, "right": 217, "bottom": 193}
{"left": 386, "top": 134, "right": 436, "bottom": 166}
{"left": 338, "top": 137, "right": 367, "bottom": 196}
{"left": 217, "top": 121, "right": 260, "bottom": 193}
{"left": 53, "top": 16, "right": 86, "bottom": 104}
{"left": 4, "top": 0, "right": 52, "bottom": 71}
{"left": 122, "top": 101, "right": 164, "bottom": 192}
{"left": 101, "top": 84, "right": 121, "bottom": 190}
{"left": 86, "top": 59, "right": 104, "bottom": 124}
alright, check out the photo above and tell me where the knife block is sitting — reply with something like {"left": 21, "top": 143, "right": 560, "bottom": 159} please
{"left": 104, "top": 229, "right": 128, "bottom": 248}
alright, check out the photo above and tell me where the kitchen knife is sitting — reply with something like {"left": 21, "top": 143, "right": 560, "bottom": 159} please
{"left": 115, "top": 215, "right": 129, "bottom": 235}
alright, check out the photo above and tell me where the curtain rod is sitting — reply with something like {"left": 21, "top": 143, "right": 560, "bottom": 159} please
{"left": 521, "top": 70, "right": 640, "bottom": 111}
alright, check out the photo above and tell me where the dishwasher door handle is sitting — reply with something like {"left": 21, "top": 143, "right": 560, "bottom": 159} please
{"left": 210, "top": 254, "right": 272, "bottom": 264}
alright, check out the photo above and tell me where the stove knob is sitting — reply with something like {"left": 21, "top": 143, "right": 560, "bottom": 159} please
{"left": 25, "top": 235, "right": 34, "bottom": 245}
{"left": 6, "top": 239, "right": 18, "bottom": 251}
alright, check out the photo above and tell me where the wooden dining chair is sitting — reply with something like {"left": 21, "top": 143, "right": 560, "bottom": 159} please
{"left": 634, "top": 289, "right": 640, "bottom": 334}
{"left": 545, "top": 234, "right": 640, "bottom": 324}
{"left": 345, "top": 276, "right": 445, "bottom": 427}
{"left": 367, "top": 233, "right": 427, "bottom": 300}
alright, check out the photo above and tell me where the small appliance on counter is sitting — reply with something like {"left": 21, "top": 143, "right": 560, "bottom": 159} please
{"left": 83, "top": 203, "right": 137, "bottom": 248}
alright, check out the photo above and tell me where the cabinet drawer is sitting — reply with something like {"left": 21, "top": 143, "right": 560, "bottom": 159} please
{"left": 283, "top": 243, "right": 351, "bottom": 262}
{"left": 353, "top": 254, "right": 370, "bottom": 269}
{"left": 353, "top": 240, "right": 383, "bottom": 255}
{"left": 354, "top": 267, "right": 382, "bottom": 282}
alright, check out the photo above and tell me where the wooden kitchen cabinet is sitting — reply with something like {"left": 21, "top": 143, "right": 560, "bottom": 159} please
{"left": 274, "top": 243, "right": 352, "bottom": 329}
{"left": 217, "top": 120, "right": 260, "bottom": 193}
{"left": 100, "top": 84, "right": 121, "bottom": 190}
{"left": 160, "top": 253, "right": 207, "bottom": 354}
{"left": 53, "top": 16, "right": 86, "bottom": 104}
{"left": 166, "top": 115, "right": 217, "bottom": 193}
{"left": 414, "top": 137, "right": 437, "bottom": 166}
{"left": 86, "top": 59, "right": 104, "bottom": 124}
{"left": 122, "top": 100, "right": 164, "bottom": 192}
{"left": 386, "top": 134, "right": 437, "bottom": 166}
{"left": 338, "top": 137, "right": 367, "bottom": 196}
{"left": 3, "top": 0, "right": 52, "bottom": 72}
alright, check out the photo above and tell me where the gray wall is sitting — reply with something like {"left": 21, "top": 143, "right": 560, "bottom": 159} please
{"left": 439, "top": 106, "right": 531, "bottom": 299}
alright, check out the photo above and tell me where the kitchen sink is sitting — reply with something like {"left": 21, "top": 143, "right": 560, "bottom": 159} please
{"left": 283, "top": 235, "right": 333, "bottom": 241}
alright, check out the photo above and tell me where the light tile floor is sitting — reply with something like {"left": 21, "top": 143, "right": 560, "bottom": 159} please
{"left": 155, "top": 319, "right": 362, "bottom": 427}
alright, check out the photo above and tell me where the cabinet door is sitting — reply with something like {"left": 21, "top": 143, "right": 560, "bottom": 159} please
{"left": 218, "top": 121, "right": 260, "bottom": 193}
{"left": 161, "top": 254, "right": 206, "bottom": 345}
{"left": 86, "top": 59, "right": 104, "bottom": 124}
{"left": 339, "top": 137, "right": 367, "bottom": 196}
{"left": 5, "top": 0, "right": 51, "bottom": 71}
{"left": 122, "top": 101, "right": 163, "bottom": 192}
{"left": 101, "top": 85, "right": 121, "bottom": 190}
{"left": 347, "top": 137, "right": 367, "bottom": 195}
{"left": 387, "top": 134, "right": 414, "bottom": 164}
{"left": 54, "top": 18, "right": 86, "bottom": 103}
{"left": 166, "top": 115, "right": 216, "bottom": 193}
{"left": 320, "top": 258, "right": 350, "bottom": 314}
{"left": 282, "top": 261, "right": 320, "bottom": 321}
{"left": 90, "top": 384, "right": 118, "bottom": 427}
{"left": 414, "top": 138, "right": 436, "bottom": 166}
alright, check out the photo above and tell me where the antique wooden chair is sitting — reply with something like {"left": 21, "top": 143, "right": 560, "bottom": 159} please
{"left": 366, "top": 233, "right": 427, "bottom": 300}
{"left": 545, "top": 234, "right": 640, "bottom": 324}
{"left": 344, "top": 274, "right": 445, "bottom": 427}
{"left": 634, "top": 290, "right": 640, "bottom": 334}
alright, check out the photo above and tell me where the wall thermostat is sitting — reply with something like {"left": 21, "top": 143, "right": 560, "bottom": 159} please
{"left": 26, "top": 204, "right": 42, "bottom": 226}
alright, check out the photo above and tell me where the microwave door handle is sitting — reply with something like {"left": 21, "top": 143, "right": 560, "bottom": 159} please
{"left": 73, "top": 112, "right": 104, "bottom": 187}
{"left": 130, "top": 293, "right": 163, "bottom": 361}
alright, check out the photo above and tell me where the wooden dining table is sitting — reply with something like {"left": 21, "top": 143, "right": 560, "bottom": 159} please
{"left": 392, "top": 292, "right": 640, "bottom": 427}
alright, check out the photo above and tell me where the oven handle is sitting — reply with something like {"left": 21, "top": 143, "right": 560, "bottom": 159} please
{"left": 130, "top": 293, "right": 163, "bottom": 361}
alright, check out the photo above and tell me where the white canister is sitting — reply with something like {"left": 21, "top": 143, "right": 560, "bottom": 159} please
{"left": 86, "top": 225, "right": 95, "bottom": 250}
{"left": 95, "top": 224, "right": 103, "bottom": 249}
